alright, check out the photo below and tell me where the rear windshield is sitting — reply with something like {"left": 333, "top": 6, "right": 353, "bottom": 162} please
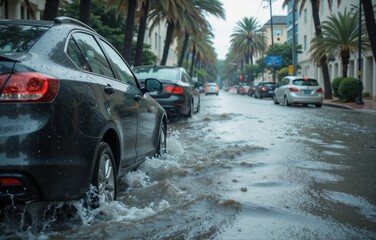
{"left": 0, "top": 24, "right": 48, "bottom": 53}
{"left": 207, "top": 83, "right": 217, "bottom": 86}
{"left": 263, "top": 83, "right": 275, "bottom": 87}
{"left": 292, "top": 79, "right": 319, "bottom": 86}
{"left": 133, "top": 67, "right": 179, "bottom": 81}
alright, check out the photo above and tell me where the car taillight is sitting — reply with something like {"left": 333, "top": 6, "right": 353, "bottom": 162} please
{"left": 0, "top": 177, "right": 22, "bottom": 186}
{"left": 216, "top": 86, "right": 219, "bottom": 91}
{"left": 0, "top": 72, "right": 59, "bottom": 102}
{"left": 288, "top": 87, "right": 299, "bottom": 92}
{"left": 316, "top": 88, "right": 323, "bottom": 93}
{"left": 261, "top": 87, "right": 266, "bottom": 91}
{"left": 164, "top": 85, "right": 183, "bottom": 95}
{"left": 205, "top": 86, "right": 209, "bottom": 90}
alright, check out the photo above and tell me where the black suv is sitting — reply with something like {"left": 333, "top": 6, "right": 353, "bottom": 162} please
{"left": 0, "top": 17, "right": 167, "bottom": 206}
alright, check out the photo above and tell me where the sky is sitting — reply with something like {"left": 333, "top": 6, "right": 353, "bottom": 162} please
{"left": 207, "top": 0, "right": 288, "bottom": 60}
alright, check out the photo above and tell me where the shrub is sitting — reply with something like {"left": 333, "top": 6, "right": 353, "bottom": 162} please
{"left": 338, "top": 77, "right": 358, "bottom": 102}
{"left": 331, "top": 77, "right": 344, "bottom": 98}
{"left": 363, "top": 92, "right": 370, "bottom": 98}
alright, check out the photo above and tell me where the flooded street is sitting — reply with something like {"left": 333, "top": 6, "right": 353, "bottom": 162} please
{"left": 1, "top": 90, "right": 376, "bottom": 239}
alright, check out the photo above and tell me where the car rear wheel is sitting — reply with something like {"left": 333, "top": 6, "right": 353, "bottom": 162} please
{"left": 157, "top": 122, "right": 167, "bottom": 156}
{"left": 284, "top": 96, "right": 290, "bottom": 106}
{"left": 90, "top": 142, "right": 117, "bottom": 208}
{"left": 316, "top": 103, "right": 322, "bottom": 108}
{"left": 185, "top": 101, "right": 193, "bottom": 118}
{"left": 273, "top": 95, "right": 279, "bottom": 104}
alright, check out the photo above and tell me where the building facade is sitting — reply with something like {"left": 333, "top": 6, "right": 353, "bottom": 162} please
{"left": 293, "top": 0, "right": 375, "bottom": 99}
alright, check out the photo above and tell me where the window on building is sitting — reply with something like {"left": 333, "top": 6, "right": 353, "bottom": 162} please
{"left": 304, "top": 35, "right": 307, "bottom": 51}
{"left": 273, "top": 29, "right": 282, "bottom": 36}
{"left": 304, "top": 9, "right": 307, "bottom": 24}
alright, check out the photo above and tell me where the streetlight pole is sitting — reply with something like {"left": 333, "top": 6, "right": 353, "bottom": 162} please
{"left": 356, "top": 0, "right": 364, "bottom": 105}
{"left": 292, "top": 0, "right": 297, "bottom": 75}
{"left": 269, "top": 0, "right": 276, "bottom": 82}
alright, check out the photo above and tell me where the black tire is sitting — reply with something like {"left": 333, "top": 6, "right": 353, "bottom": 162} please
{"left": 90, "top": 142, "right": 117, "bottom": 208}
{"left": 273, "top": 95, "right": 279, "bottom": 104}
{"left": 185, "top": 101, "right": 193, "bottom": 118}
{"left": 316, "top": 103, "right": 322, "bottom": 108}
{"left": 284, "top": 96, "right": 290, "bottom": 106}
{"left": 157, "top": 122, "right": 167, "bottom": 156}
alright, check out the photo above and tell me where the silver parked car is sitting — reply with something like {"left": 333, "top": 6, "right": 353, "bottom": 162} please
{"left": 273, "top": 76, "right": 324, "bottom": 107}
{"left": 205, "top": 82, "right": 219, "bottom": 95}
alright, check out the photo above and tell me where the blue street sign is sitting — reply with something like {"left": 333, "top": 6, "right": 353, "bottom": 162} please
{"left": 266, "top": 55, "right": 282, "bottom": 67}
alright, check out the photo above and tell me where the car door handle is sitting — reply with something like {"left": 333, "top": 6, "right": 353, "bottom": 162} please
{"left": 134, "top": 94, "right": 142, "bottom": 101}
{"left": 104, "top": 84, "right": 114, "bottom": 95}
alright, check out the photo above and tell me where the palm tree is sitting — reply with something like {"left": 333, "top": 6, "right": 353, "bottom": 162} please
{"left": 103, "top": 0, "right": 141, "bottom": 62}
{"left": 362, "top": 0, "right": 376, "bottom": 61}
{"left": 283, "top": 0, "right": 341, "bottom": 99}
{"left": 230, "top": 17, "right": 266, "bottom": 66}
{"left": 177, "top": 0, "right": 225, "bottom": 67}
{"left": 309, "top": 9, "right": 370, "bottom": 78}
{"left": 79, "top": 0, "right": 92, "bottom": 24}
{"left": 185, "top": 30, "right": 216, "bottom": 77}
{"left": 134, "top": 0, "right": 150, "bottom": 66}
{"left": 148, "top": 0, "right": 201, "bottom": 65}
{"left": 43, "top": 0, "right": 60, "bottom": 20}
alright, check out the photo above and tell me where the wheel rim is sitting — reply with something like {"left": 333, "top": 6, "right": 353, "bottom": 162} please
{"left": 98, "top": 153, "right": 115, "bottom": 202}
{"left": 158, "top": 124, "right": 167, "bottom": 154}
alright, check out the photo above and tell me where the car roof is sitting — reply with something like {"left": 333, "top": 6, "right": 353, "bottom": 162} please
{"left": 0, "top": 16, "right": 95, "bottom": 32}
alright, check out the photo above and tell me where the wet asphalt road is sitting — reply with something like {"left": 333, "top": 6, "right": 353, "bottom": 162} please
{"left": 1, "top": 90, "right": 376, "bottom": 240}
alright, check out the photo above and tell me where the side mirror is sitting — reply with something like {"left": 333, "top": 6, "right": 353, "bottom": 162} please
{"left": 143, "top": 78, "right": 162, "bottom": 92}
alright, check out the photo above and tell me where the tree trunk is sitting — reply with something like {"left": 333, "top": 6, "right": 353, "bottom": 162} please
{"left": 178, "top": 32, "right": 189, "bottom": 67}
{"left": 160, "top": 21, "right": 174, "bottom": 65}
{"left": 134, "top": 0, "right": 150, "bottom": 67}
{"left": 311, "top": 0, "right": 332, "bottom": 99}
{"left": 189, "top": 47, "right": 196, "bottom": 77}
{"left": 79, "top": 0, "right": 91, "bottom": 25}
{"left": 341, "top": 50, "right": 350, "bottom": 78}
{"left": 122, "top": 0, "right": 137, "bottom": 63}
{"left": 362, "top": 0, "right": 376, "bottom": 61}
{"left": 43, "top": 0, "right": 60, "bottom": 20}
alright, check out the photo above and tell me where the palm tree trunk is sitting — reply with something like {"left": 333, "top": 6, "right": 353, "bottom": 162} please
{"left": 122, "top": 0, "right": 137, "bottom": 63}
{"left": 362, "top": 0, "right": 376, "bottom": 61}
{"left": 178, "top": 32, "right": 190, "bottom": 67}
{"left": 311, "top": 0, "right": 332, "bottom": 99}
{"left": 189, "top": 47, "right": 196, "bottom": 77}
{"left": 43, "top": 0, "right": 60, "bottom": 20}
{"left": 341, "top": 51, "right": 350, "bottom": 78}
{"left": 79, "top": 0, "right": 91, "bottom": 25}
{"left": 161, "top": 21, "right": 174, "bottom": 65}
{"left": 135, "top": 0, "right": 150, "bottom": 67}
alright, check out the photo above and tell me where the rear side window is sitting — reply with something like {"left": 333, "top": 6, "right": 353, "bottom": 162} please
{"left": 69, "top": 32, "right": 114, "bottom": 78}
{"left": 293, "top": 79, "right": 319, "bottom": 86}
{"left": 0, "top": 24, "right": 48, "bottom": 53}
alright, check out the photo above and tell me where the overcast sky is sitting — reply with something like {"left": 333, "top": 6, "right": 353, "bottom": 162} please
{"left": 207, "top": 0, "right": 288, "bottom": 60}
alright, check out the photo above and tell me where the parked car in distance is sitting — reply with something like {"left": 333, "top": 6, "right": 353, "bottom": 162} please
{"left": 205, "top": 82, "right": 219, "bottom": 95}
{"left": 273, "top": 76, "right": 324, "bottom": 107}
{"left": 133, "top": 65, "right": 200, "bottom": 119}
{"left": 239, "top": 84, "right": 250, "bottom": 95}
{"left": 248, "top": 81, "right": 259, "bottom": 97}
{"left": 254, "top": 82, "right": 276, "bottom": 99}
{"left": 0, "top": 17, "right": 167, "bottom": 207}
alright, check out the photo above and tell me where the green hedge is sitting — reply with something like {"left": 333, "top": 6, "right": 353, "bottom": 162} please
{"left": 332, "top": 77, "right": 344, "bottom": 98}
{"left": 338, "top": 77, "right": 358, "bottom": 102}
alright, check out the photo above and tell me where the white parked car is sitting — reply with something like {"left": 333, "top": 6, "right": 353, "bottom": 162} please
{"left": 273, "top": 76, "right": 324, "bottom": 107}
{"left": 205, "top": 83, "right": 219, "bottom": 95}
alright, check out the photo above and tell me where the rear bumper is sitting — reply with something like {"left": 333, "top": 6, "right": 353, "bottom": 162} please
{"left": 288, "top": 94, "right": 323, "bottom": 104}
{"left": 0, "top": 103, "right": 98, "bottom": 204}
{"left": 154, "top": 95, "right": 189, "bottom": 117}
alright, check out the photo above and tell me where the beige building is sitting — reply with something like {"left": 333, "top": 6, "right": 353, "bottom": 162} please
{"left": 0, "top": 0, "right": 177, "bottom": 66}
{"left": 297, "top": 0, "right": 376, "bottom": 99}
{"left": 255, "top": 15, "right": 288, "bottom": 82}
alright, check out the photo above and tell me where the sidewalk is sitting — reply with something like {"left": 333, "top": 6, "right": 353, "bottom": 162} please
{"left": 323, "top": 98, "right": 376, "bottom": 112}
